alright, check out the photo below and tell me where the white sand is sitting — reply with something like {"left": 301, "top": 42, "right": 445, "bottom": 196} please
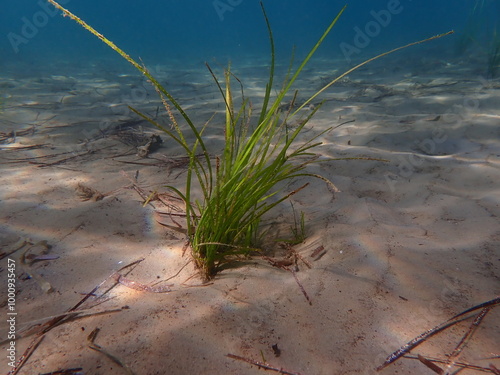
{"left": 0, "top": 56, "right": 499, "bottom": 374}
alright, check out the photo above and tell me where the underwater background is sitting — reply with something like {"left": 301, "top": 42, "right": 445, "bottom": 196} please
{"left": 1, "top": 0, "right": 499, "bottom": 74}
{"left": 1, "top": 2, "right": 500, "bottom": 374}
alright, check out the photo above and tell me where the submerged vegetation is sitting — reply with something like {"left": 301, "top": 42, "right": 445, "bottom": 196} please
{"left": 0, "top": 88, "right": 6, "bottom": 113}
{"left": 488, "top": 28, "right": 500, "bottom": 77}
{"left": 456, "top": 0, "right": 500, "bottom": 77}
{"left": 47, "top": 0, "right": 452, "bottom": 279}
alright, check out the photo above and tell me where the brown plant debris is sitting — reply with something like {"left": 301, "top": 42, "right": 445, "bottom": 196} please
{"left": 20, "top": 240, "right": 55, "bottom": 294}
{"left": 75, "top": 182, "right": 105, "bottom": 201}
{"left": 87, "top": 327, "right": 135, "bottom": 375}
{"left": 310, "top": 245, "right": 326, "bottom": 261}
{"left": 7, "top": 335, "right": 45, "bottom": 375}
{"left": 377, "top": 297, "right": 500, "bottom": 373}
{"left": 0, "top": 236, "right": 30, "bottom": 260}
{"left": 404, "top": 355, "right": 497, "bottom": 373}
{"left": 7, "top": 259, "right": 145, "bottom": 375}
{"left": 443, "top": 306, "right": 491, "bottom": 370}
{"left": 0, "top": 126, "right": 36, "bottom": 143}
{"left": 417, "top": 354, "right": 444, "bottom": 374}
{"left": 39, "top": 368, "right": 84, "bottom": 375}
{"left": 263, "top": 243, "right": 313, "bottom": 305}
{"left": 227, "top": 353, "right": 307, "bottom": 375}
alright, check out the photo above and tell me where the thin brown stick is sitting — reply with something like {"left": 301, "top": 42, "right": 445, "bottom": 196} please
{"left": 263, "top": 254, "right": 312, "bottom": 305}
{"left": 444, "top": 307, "right": 490, "bottom": 374}
{"left": 289, "top": 268, "right": 312, "bottom": 306}
{"left": 5, "top": 257, "right": 140, "bottom": 374}
{"left": 16, "top": 259, "right": 144, "bottom": 341}
{"left": 39, "top": 368, "right": 83, "bottom": 375}
{"left": 227, "top": 353, "right": 307, "bottom": 375}
{"left": 15, "top": 308, "right": 126, "bottom": 340}
{"left": 489, "top": 364, "right": 500, "bottom": 375}
{"left": 7, "top": 335, "right": 44, "bottom": 375}
{"left": 293, "top": 249, "right": 312, "bottom": 269}
{"left": 31, "top": 150, "right": 93, "bottom": 167}
{"left": 377, "top": 314, "right": 473, "bottom": 371}
{"left": 404, "top": 355, "right": 494, "bottom": 373}
{"left": 378, "top": 297, "right": 500, "bottom": 371}
{"left": 418, "top": 354, "right": 444, "bottom": 374}
{"left": 160, "top": 260, "right": 192, "bottom": 282}
{"left": 448, "top": 297, "right": 499, "bottom": 321}
{"left": 87, "top": 328, "right": 135, "bottom": 375}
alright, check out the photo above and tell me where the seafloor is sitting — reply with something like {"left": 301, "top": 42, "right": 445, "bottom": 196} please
{"left": 1, "top": 50, "right": 499, "bottom": 374}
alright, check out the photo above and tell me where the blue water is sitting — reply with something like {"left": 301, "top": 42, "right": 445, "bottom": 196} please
{"left": 1, "top": 0, "right": 498, "bottom": 71}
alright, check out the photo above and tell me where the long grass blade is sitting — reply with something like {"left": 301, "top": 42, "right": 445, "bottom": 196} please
{"left": 295, "top": 30, "right": 455, "bottom": 114}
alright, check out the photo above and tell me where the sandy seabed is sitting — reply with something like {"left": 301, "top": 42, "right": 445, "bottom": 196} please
{"left": 0, "top": 53, "right": 499, "bottom": 375}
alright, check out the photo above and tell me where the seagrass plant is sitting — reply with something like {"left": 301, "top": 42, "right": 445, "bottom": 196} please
{"left": 47, "top": 0, "right": 452, "bottom": 279}
{"left": 487, "top": 28, "right": 500, "bottom": 77}
{"left": 457, "top": 0, "right": 500, "bottom": 78}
